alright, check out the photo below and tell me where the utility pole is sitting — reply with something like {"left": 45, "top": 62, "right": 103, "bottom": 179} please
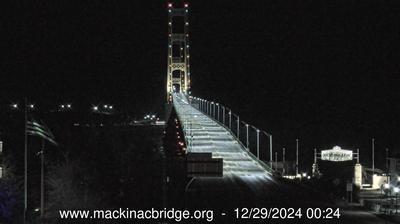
{"left": 296, "top": 139, "right": 299, "bottom": 176}
{"left": 40, "top": 139, "right": 45, "bottom": 219}
{"left": 282, "top": 147, "right": 286, "bottom": 176}
{"left": 386, "top": 148, "right": 389, "bottom": 174}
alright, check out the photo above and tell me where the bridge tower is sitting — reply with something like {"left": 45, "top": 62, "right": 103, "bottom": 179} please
{"left": 166, "top": 2, "right": 191, "bottom": 101}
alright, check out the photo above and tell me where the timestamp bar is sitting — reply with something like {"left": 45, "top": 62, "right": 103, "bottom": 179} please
{"left": 233, "top": 207, "right": 341, "bottom": 220}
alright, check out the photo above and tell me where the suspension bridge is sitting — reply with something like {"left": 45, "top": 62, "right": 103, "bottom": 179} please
{"left": 166, "top": 3, "right": 274, "bottom": 180}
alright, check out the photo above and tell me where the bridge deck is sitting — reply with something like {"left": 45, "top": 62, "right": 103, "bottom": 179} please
{"left": 173, "top": 93, "right": 272, "bottom": 177}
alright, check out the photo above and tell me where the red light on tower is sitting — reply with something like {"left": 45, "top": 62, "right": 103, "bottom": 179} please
{"left": 168, "top": 3, "right": 173, "bottom": 8}
{"left": 184, "top": 3, "right": 189, "bottom": 8}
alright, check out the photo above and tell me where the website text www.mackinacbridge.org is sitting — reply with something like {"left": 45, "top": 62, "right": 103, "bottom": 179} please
{"left": 59, "top": 208, "right": 214, "bottom": 222}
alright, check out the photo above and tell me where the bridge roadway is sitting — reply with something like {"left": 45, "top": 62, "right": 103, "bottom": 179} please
{"left": 171, "top": 93, "right": 334, "bottom": 218}
{"left": 170, "top": 94, "right": 382, "bottom": 224}
{"left": 172, "top": 93, "right": 272, "bottom": 177}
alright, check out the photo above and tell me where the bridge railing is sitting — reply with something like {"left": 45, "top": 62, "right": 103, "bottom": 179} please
{"left": 189, "top": 96, "right": 274, "bottom": 171}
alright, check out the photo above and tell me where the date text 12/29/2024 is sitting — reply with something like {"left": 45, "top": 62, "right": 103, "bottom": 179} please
{"left": 234, "top": 208, "right": 340, "bottom": 220}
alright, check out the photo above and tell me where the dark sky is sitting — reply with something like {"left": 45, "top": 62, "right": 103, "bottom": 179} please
{"left": 2, "top": 1, "right": 400, "bottom": 167}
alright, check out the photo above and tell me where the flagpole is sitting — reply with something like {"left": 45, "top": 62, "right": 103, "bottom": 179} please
{"left": 40, "top": 138, "right": 45, "bottom": 220}
{"left": 24, "top": 97, "right": 28, "bottom": 224}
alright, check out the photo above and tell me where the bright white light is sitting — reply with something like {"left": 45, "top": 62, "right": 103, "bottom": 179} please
{"left": 333, "top": 146, "right": 341, "bottom": 150}
{"left": 302, "top": 172, "right": 307, "bottom": 177}
{"left": 12, "top": 104, "right": 18, "bottom": 108}
{"left": 104, "top": 105, "right": 108, "bottom": 109}
{"left": 394, "top": 187, "right": 400, "bottom": 193}
{"left": 384, "top": 183, "right": 390, "bottom": 189}
{"left": 167, "top": 3, "right": 173, "bottom": 8}
{"left": 93, "top": 106, "right": 98, "bottom": 111}
{"left": 109, "top": 105, "right": 113, "bottom": 109}
{"left": 61, "top": 105, "right": 65, "bottom": 108}
{"left": 29, "top": 104, "right": 34, "bottom": 108}
{"left": 184, "top": 3, "right": 189, "bottom": 7}
{"left": 67, "top": 104, "right": 71, "bottom": 108}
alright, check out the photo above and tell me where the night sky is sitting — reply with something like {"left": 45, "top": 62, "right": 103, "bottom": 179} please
{"left": 2, "top": 1, "right": 400, "bottom": 168}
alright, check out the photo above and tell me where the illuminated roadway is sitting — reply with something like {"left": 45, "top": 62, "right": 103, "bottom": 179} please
{"left": 172, "top": 93, "right": 273, "bottom": 178}
{"left": 171, "top": 94, "right": 393, "bottom": 224}
{"left": 172, "top": 93, "right": 331, "bottom": 218}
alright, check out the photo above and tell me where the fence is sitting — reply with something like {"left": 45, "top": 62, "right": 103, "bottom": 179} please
{"left": 189, "top": 96, "right": 274, "bottom": 170}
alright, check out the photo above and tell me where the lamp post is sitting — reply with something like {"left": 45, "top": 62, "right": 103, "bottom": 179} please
{"left": 228, "top": 111, "right": 232, "bottom": 129}
{"left": 386, "top": 148, "right": 389, "bottom": 174}
{"left": 211, "top": 102, "right": 214, "bottom": 117}
{"left": 256, "top": 129, "right": 260, "bottom": 159}
{"left": 296, "top": 139, "right": 299, "bottom": 176}
{"left": 237, "top": 116, "right": 240, "bottom": 139}
{"left": 282, "top": 147, "right": 286, "bottom": 176}
{"left": 372, "top": 138, "right": 375, "bottom": 174}
{"left": 245, "top": 124, "right": 249, "bottom": 150}
{"left": 269, "top": 135, "right": 273, "bottom": 166}
{"left": 216, "top": 103, "right": 219, "bottom": 122}
{"left": 24, "top": 98, "right": 28, "bottom": 224}
{"left": 222, "top": 106, "right": 225, "bottom": 126}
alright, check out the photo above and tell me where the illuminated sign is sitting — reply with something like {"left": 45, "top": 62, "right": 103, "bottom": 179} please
{"left": 321, "top": 146, "right": 353, "bottom": 162}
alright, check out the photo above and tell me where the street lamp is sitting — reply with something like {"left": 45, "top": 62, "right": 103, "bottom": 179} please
{"left": 245, "top": 124, "right": 249, "bottom": 150}
{"left": 216, "top": 103, "right": 219, "bottom": 121}
{"left": 256, "top": 129, "right": 260, "bottom": 158}
{"left": 11, "top": 103, "right": 18, "bottom": 109}
{"left": 92, "top": 106, "right": 98, "bottom": 111}
{"left": 211, "top": 102, "right": 214, "bottom": 118}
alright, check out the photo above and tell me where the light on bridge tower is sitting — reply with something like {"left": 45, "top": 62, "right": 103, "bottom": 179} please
{"left": 167, "top": 2, "right": 191, "bottom": 101}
